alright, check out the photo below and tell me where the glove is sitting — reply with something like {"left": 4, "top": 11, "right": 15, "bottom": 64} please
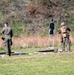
{"left": 1, "top": 37, "right": 5, "bottom": 40}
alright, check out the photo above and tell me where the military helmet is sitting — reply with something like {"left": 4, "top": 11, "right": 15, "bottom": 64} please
{"left": 61, "top": 22, "right": 65, "bottom": 26}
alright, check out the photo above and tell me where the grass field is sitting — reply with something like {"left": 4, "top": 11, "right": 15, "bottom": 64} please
{"left": 0, "top": 45, "right": 74, "bottom": 75}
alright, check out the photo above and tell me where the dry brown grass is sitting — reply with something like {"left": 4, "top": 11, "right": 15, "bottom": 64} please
{"left": 12, "top": 36, "right": 49, "bottom": 47}
{"left": 0, "top": 35, "right": 74, "bottom": 47}
{"left": 0, "top": 36, "right": 4, "bottom": 47}
{"left": 10, "top": 35, "right": 74, "bottom": 47}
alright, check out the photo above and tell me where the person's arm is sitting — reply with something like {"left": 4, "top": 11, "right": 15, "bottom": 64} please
{"left": 0, "top": 28, "right": 5, "bottom": 40}
{"left": 58, "top": 29, "right": 61, "bottom": 34}
{"left": 0, "top": 28, "right": 5, "bottom": 35}
{"left": 10, "top": 29, "right": 13, "bottom": 38}
{"left": 67, "top": 27, "right": 71, "bottom": 32}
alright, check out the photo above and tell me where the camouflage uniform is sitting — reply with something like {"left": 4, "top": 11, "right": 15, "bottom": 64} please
{"left": 0, "top": 23, "right": 13, "bottom": 56}
{"left": 59, "top": 22, "right": 71, "bottom": 52}
{"left": 61, "top": 37, "right": 71, "bottom": 52}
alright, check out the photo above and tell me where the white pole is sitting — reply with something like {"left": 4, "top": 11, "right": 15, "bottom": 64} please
{"left": 52, "top": 35, "right": 54, "bottom": 48}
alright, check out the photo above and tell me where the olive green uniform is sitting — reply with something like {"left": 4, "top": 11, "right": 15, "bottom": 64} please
{"left": 1, "top": 26, "right": 13, "bottom": 56}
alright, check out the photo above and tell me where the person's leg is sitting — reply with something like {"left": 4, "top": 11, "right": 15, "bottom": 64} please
{"left": 4, "top": 39, "right": 11, "bottom": 56}
{"left": 8, "top": 39, "right": 11, "bottom": 56}
{"left": 4, "top": 39, "right": 8, "bottom": 55}
{"left": 62, "top": 38, "right": 65, "bottom": 51}
{"left": 67, "top": 37, "right": 71, "bottom": 52}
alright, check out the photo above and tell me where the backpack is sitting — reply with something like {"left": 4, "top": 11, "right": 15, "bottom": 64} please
{"left": 60, "top": 26, "right": 67, "bottom": 33}
{"left": 60, "top": 26, "right": 67, "bottom": 38}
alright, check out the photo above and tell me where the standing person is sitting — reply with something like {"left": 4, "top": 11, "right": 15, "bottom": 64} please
{"left": 0, "top": 22, "right": 13, "bottom": 56}
{"left": 49, "top": 19, "right": 55, "bottom": 35}
{"left": 49, "top": 19, "right": 55, "bottom": 47}
{"left": 59, "top": 22, "right": 71, "bottom": 52}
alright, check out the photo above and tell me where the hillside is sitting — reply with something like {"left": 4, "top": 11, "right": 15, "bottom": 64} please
{"left": 0, "top": 0, "right": 74, "bottom": 36}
